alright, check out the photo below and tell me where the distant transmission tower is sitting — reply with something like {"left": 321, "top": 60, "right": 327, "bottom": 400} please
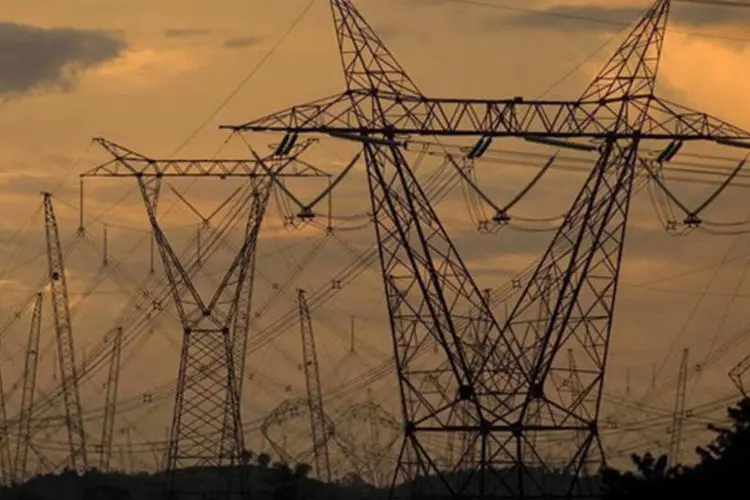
{"left": 14, "top": 293, "right": 43, "bottom": 483}
{"left": 298, "top": 289, "right": 332, "bottom": 482}
{"left": 43, "top": 193, "right": 88, "bottom": 473}
{"left": 86, "top": 138, "right": 325, "bottom": 498}
{"left": 224, "top": 1, "right": 750, "bottom": 498}
{"left": 99, "top": 327, "right": 123, "bottom": 472}
{"left": 668, "top": 349, "right": 689, "bottom": 468}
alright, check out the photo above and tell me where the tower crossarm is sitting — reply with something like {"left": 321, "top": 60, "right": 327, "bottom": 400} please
{"left": 83, "top": 137, "right": 328, "bottom": 178}
{"left": 221, "top": 92, "right": 750, "bottom": 143}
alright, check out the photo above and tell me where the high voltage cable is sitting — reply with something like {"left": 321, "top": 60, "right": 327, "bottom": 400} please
{"left": 169, "top": 0, "right": 319, "bottom": 156}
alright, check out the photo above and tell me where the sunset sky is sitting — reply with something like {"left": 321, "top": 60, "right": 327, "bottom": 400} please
{"left": 1, "top": 0, "right": 750, "bottom": 471}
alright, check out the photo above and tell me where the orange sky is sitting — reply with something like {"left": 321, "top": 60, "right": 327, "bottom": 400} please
{"left": 1, "top": 0, "right": 750, "bottom": 471}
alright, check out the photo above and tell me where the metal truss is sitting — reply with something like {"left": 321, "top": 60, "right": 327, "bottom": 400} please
{"left": 218, "top": 0, "right": 750, "bottom": 498}
{"left": 43, "top": 193, "right": 88, "bottom": 474}
{"left": 89, "top": 138, "right": 328, "bottom": 499}
{"left": 298, "top": 289, "right": 332, "bottom": 482}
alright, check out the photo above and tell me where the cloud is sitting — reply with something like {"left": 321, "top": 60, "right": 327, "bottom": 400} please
{"left": 163, "top": 28, "right": 215, "bottom": 39}
{"left": 221, "top": 36, "right": 263, "bottom": 49}
{"left": 499, "top": 3, "right": 750, "bottom": 32}
{"left": 0, "top": 22, "right": 125, "bottom": 96}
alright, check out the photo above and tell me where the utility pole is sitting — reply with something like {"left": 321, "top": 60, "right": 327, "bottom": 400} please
{"left": 43, "top": 193, "right": 88, "bottom": 473}
{"left": 86, "top": 137, "right": 326, "bottom": 499}
{"left": 222, "top": 1, "right": 750, "bottom": 498}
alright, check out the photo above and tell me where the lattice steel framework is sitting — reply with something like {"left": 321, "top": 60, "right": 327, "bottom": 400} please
{"left": 297, "top": 289, "right": 332, "bottom": 482}
{"left": 667, "top": 349, "right": 689, "bottom": 468}
{"left": 99, "top": 327, "right": 123, "bottom": 472}
{"left": 88, "top": 137, "right": 326, "bottom": 498}
{"left": 223, "top": 1, "right": 750, "bottom": 498}
{"left": 14, "top": 292, "right": 43, "bottom": 483}
{"left": 43, "top": 193, "right": 88, "bottom": 473}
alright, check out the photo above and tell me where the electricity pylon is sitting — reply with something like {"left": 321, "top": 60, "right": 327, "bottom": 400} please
{"left": 668, "top": 349, "right": 689, "bottom": 468}
{"left": 14, "top": 293, "right": 43, "bottom": 483}
{"left": 99, "top": 327, "right": 123, "bottom": 472}
{"left": 43, "top": 193, "right": 88, "bottom": 473}
{"left": 223, "top": 1, "right": 750, "bottom": 498}
{"left": 297, "top": 289, "right": 332, "bottom": 482}
{"left": 87, "top": 137, "right": 326, "bottom": 498}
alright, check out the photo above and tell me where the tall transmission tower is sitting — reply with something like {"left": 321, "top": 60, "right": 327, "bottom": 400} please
{"left": 43, "top": 193, "right": 88, "bottom": 473}
{"left": 297, "top": 289, "right": 332, "bottom": 482}
{"left": 14, "top": 292, "right": 43, "bottom": 483}
{"left": 223, "top": 0, "right": 750, "bottom": 497}
{"left": 335, "top": 399, "right": 401, "bottom": 486}
{"left": 99, "top": 327, "right": 123, "bottom": 472}
{"left": 86, "top": 137, "right": 326, "bottom": 498}
{"left": 668, "top": 349, "right": 689, "bottom": 468}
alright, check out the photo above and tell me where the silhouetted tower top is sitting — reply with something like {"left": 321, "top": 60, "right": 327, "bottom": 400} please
{"left": 330, "top": 0, "right": 421, "bottom": 95}
{"left": 580, "top": 0, "right": 671, "bottom": 101}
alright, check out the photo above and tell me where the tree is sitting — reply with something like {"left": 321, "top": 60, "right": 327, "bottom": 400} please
{"left": 293, "top": 463, "right": 312, "bottom": 480}
{"left": 602, "top": 398, "right": 750, "bottom": 498}
{"left": 256, "top": 453, "right": 271, "bottom": 469}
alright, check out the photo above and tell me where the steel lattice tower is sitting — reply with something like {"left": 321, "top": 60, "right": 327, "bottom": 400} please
{"left": 43, "top": 193, "right": 88, "bottom": 473}
{"left": 667, "top": 349, "right": 689, "bottom": 468}
{"left": 297, "top": 289, "right": 332, "bottom": 482}
{"left": 14, "top": 292, "right": 42, "bottom": 483}
{"left": 99, "top": 327, "right": 123, "bottom": 472}
{"left": 223, "top": 1, "right": 750, "bottom": 497}
{"left": 86, "top": 138, "right": 326, "bottom": 498}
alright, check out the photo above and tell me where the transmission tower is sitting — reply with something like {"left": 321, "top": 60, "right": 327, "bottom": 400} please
{"left": 668, "top": 349, "right": 689, "bottom": 468}
{"left": 223, "top": 0, "right": 750, "bottom": 498}
{"left": 334, "top": 399, "right": 402, "bottom": 486}
{"left": 43, "top": 193, "right": 88, "bottom": 473}
{"left": 87, "top": 137, "right": 326, "bottom": 498}
{"left": 261, "top": 398, "right": 335, "bottom": 466}
{"left": 13, "top": 292, "right": 43, "bottom": 483}
{"left": 297, "top": 289, "right": 332, "bottom": 482}
{"left": 729, "top": 352, "right": 750, "bottom": 397}
{"left": 99, "top": 327, "right": 123, "bottom": 472}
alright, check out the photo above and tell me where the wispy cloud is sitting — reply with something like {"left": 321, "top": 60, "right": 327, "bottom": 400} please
{"left": 221, "top": 36, "right": 263, "bottom": 49}
{"left": 163, "top": 28, "right": 216, "bottom": 39}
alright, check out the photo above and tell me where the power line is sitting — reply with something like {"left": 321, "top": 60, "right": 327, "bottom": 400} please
{"left": 170, "top": 0, "right": 319, "bottom": 156}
